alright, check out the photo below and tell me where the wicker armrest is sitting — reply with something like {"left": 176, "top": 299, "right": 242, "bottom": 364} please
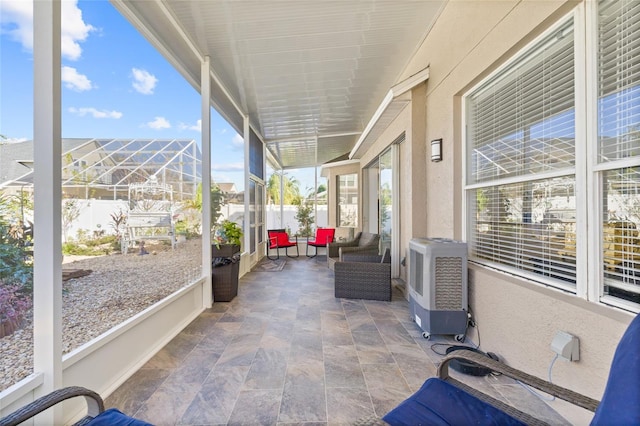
{"left": 0, "top": 386, "right": 104, "bottom": 426}
{"left": 438, "top": 350, "right": 600, "bottom": 412}
{"left": 341, "top": 253, "right": 383, "bottom": 263}
{"left": 328, "top": 240, "right": 358, "bottom": 257}
{"left": 339, "top": 246, "right": 378, "bottom": 260}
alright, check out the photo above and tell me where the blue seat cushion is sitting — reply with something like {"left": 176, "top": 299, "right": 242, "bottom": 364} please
{"left": 87, "top": 408, "right": 153, "bottom": 426}
{"left": 590, "top": 313, "right": 640, "bottom": 425}
{"left": 383, "top": 378, "right": 526, "bottom": 426}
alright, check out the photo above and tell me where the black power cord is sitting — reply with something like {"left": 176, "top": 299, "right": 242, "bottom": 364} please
{"left": 429, "top": 307, "right": 501, "bottom": 377}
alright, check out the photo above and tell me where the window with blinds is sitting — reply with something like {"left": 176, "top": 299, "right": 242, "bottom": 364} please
{"left": 467, "top": 20, "right": 575, "bottom": 184}
{"left": 598, "top": 1, "right": 640, "bottom": 304}
{"left": 466, "top": 18, "right": 577, "bottom": 288}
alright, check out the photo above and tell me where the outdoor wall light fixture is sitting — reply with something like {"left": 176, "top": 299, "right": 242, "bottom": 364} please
{"left": 431, "top": 138, "right": 443, "bottom": 162}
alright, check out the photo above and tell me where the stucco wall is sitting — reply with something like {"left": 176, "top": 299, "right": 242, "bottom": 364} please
{"left": 469, "top": 266, "right": 631, "bottom": 423}
{"left": 368, "top": 0, "right": 636, "bottom": 423}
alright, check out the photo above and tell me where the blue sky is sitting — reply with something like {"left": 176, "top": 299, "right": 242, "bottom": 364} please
{"left": 0, "top": 0, "right": 318, "bottom": 192}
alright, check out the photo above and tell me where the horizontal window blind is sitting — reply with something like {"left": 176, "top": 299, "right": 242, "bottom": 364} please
{"left": 463, "top": 2, "right": 640, "bottom": 307}
{"left": 598, "top": 1, "right": 640, "bottom": 305}
{"left": 465, "top": 17, "right": 577, "bottom": 288}
{"left": 598, "top": 0, "right": 640, "bottom": 163}
{"left": 467, "top": 20, "right": 575, "bottom": 184}
{"left": 602, "top": 168, "right": 640, "bottom": 299}
{"left": 469, "top": 176, "right": 577, "bottom": 285}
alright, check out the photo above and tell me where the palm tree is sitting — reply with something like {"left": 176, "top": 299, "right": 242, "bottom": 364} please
{"left": 266, "top": 172, "right": 302, "bottom": 205}
{"left": 305, "top": 183, "right": 326, "bottom": 198}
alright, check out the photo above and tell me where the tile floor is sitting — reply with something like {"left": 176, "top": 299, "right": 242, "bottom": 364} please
{"left": 105, "top": 255, "right": 570, "bottom": 425}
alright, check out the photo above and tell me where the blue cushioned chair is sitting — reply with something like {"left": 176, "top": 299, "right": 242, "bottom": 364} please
{"left": 0, "top": 386, "right": 152, "bottom": 426}
{"left": 382, "top": 313, "right": 640, "bottom": 426}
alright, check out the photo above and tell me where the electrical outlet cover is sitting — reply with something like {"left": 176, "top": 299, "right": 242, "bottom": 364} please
{"left": 551, "top": 331, "right": 579, "bottom": 361}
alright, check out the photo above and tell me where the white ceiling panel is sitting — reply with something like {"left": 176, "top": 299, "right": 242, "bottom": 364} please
{"left": 112, "top": 0, "right": 444, "bottom": 169}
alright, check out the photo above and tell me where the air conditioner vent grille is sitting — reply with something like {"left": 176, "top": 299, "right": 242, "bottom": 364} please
{"left": 435, "top": 257, "right": 463, "bottom": 310}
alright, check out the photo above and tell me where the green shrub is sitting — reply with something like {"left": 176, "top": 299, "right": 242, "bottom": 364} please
{"left": 85, "top": 235, "right": 117, "bottom": 247}
{"left": 64, "top": 232, "right": 118, "bottom": 255}
{"left": 0, "top": 202, "right": 32, "bottom": 289}
{"left": 295, "top": 201, "right": 314, "bottom": 237}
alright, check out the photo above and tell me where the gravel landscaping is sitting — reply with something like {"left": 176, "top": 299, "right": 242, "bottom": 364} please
{"left": 0, "top": 238, "right": 203, "bottom": 392}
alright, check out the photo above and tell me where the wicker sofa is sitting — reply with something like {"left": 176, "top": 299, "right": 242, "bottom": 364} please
{"left": 334, "top": 248, "right": 391, "bottom": 301}
{"left": 327, "top": 231, "right": 380, "bottom": 270}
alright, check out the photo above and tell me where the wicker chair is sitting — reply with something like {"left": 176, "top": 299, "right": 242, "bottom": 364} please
{"left": 334, "top": 248, "right": 391, "bottom": 301}
{"left": 327, "top": 231, "right": 379, "bottom": 270}
{"left": 0, "top": 386, "right": 151, "bottom": 426}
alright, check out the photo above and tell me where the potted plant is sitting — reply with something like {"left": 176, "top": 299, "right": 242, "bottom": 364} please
{"left": 212, "top": 219, "right": 242, "bottom": 256}
{"left": 211, "top": 220, "right": 243, "bottom": 302}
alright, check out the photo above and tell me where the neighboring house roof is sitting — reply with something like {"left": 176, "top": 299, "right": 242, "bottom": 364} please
{"left": 1, "top": 138, "right": 103, "bottom": 187}
{"left": 0, "top": 140, "right": 36, "bottom": 186}
{"left": 216, "top": 182, "right": 237, "bottom": 193}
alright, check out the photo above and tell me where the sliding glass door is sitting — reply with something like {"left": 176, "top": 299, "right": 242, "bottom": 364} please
{"left": 379, "top": 148, "right": 393, "bottom": 255}
{"left": 364, "top": 135, "right": 402, "bottom": 277}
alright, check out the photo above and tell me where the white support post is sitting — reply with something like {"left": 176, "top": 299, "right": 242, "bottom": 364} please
{"left": 391, "top": 143, "right": 400, "bottom": 277}
{"left": 314, "top": 136, "right": 318, "bottom": 228}
{"left": 33, "top": 0, "right": 62, "bottom": 423}
{"left": 201, "top": 57, "right": 213, "bottom": 306}
{"left": 279, "top": 170, "right": 284, "bottom": 228}
{"left": 243, "top": 117, "right": 251, "bottom": 254}
{"left": 313, "top": 167, "right": 317, "bottom": 227}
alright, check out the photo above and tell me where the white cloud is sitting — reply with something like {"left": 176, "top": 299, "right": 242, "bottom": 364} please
{"left": 61, "top": 66, "right": 93, "bottom": 91}
{"left": 61, "top": 1, "right": 95, "bottom": 61}
{"left": 147, "top": 116, "right": 171, "bottom": 129}
{"left": 178, "top": 119, "right": 201, "bottom": 132}
{"left": 0, "top": 2, "right": 32, "bottom": 50}
{"left": 131, "top": 68, "right": 158, "bottom": 95}
{"left": 0, "top": 0, "right": 94, "bottom": 61}
{"left": 68, "top": 107, "right": 122, "bottom": 119}
{"left": 232, "top": 133, "right": 244, "bottom": 148}
{"left": 212, "top": 162, "right": 244, "bottom": 172}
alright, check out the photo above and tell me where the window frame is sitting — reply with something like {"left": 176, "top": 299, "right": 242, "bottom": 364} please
{"left": 463, "top": 10, "right": 581, "bottom": 294}
{"left": 588, "top": 0, "right": 640, "bottom": 311}
{"left": 463, "top": 3, "right": 640, "bottom": 313}
{"left": 337, "top": 173, "right": 358, "bottom": 228}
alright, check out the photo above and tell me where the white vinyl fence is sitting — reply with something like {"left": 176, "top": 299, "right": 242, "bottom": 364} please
{"left": 65, "top": 200, "right": 329, "bottom": 241}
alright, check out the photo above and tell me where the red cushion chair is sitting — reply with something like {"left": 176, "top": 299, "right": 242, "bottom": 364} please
{"left": 306, "top": 228, "right": 335, "bottom": 258}
{"left": 267, "top": 229, "right": 299, "bottom": 260}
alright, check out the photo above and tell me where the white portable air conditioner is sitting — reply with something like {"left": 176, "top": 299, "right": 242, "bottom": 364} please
{"left": 408, "top": 238, "right": 468, "bottom": 340}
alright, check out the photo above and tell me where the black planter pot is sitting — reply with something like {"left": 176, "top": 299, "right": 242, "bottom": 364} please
{"left": 212, "top": 244, "right": 241, "bottom": 302}
{"left": 212, "top": 244, "right": 241, "bottom": 257}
